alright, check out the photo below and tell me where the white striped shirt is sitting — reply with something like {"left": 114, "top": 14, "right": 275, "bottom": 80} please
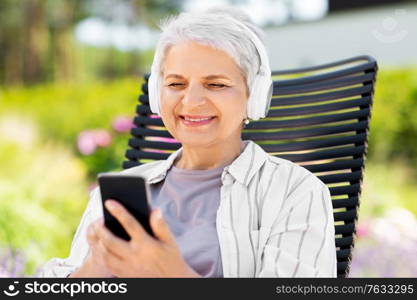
{"left": 38, "top": 139, "right": 337, "bottom": 277}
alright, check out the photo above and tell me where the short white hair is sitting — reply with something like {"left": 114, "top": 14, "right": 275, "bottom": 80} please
{"left": 151, "top": 6, "right": 266, "bottom": 96}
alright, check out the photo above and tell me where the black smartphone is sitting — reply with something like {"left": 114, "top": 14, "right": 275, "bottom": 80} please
{"left": 98, "top": 173, "right": 154, "bottom": 241}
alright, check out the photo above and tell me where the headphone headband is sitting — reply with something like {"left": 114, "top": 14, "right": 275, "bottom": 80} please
{"left": 229, "top": 17, "right": 271, "bottom": 77}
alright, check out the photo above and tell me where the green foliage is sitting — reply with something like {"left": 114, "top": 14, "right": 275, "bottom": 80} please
{"left": 0, "top": 77, "right": 141, "bottom": 178}
{"left": 1, "top": 78, "right": 139, "bottom": 140}
{"left": 368, "top": 67, "right": 417, "bottom": 165}
{"left": 74, "top": 44, "right": 154, "bottom": 83}
{"left": 0, "top": 116, "right": 89, "bottom": 275}
{"left": 361, "top": 159, "right": 417, "bottom": 218}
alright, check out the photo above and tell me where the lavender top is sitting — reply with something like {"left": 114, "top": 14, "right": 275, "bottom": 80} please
{"left": 149, "top": 164, "right": 225, "bottom": 277}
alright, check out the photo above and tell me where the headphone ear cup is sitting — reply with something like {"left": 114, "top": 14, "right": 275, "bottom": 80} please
{"left": 255, "top": 76, "right": 273, "bottom": 119}
{"left": 263, "top": 81, "right": 273, "bottom": 118}
{"left": 148, "top": 72, "right": 160, "bottom": 115}
{"left": 247, "top": 75, "right": 272, "bottom": 120}
{"left": 247, "top": 75, "right": 261, "bottom": 120}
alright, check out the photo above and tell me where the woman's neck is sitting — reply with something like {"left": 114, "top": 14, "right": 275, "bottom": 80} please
{"left": 174, "top": 139, "right": 245, "bottom": 170}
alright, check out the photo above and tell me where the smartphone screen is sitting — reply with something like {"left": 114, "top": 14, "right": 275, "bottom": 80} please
{"left": 98, "top": 173, "right": 154, "bottom": 241}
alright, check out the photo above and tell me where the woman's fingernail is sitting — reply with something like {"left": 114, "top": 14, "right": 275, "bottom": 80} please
{"left": 155, "top": 209, "right": 162, "bottom": 219}
{"left": 106, "top": 200, "right": 116, "bottom": 210}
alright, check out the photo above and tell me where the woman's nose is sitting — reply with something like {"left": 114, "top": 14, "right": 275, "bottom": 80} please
{"left": 182, "top": 82, "right": 207, "bottom": 106}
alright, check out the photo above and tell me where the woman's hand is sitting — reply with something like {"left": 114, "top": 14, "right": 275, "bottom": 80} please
{"left": 86, "top": 199, "right": 201, "bottom": 278}
{"left": 68, "top": 218, "right": 115, "bottom": 277}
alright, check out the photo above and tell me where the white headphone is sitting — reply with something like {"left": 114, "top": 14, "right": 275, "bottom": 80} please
{"left": 148, "top": 17, "right": 273, "bottom": 121}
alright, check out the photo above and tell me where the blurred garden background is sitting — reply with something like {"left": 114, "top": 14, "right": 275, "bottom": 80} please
{"left": 1, "top": 0, "right": 416, "bottom": 277}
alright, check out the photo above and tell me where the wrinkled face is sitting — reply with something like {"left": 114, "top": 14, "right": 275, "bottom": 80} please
{"left": 159, "top": 41, "right": 248, "bottom": 148}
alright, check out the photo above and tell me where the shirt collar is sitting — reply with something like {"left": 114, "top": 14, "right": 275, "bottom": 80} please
{"left": 225, "top": 140, "right": 269, "bottom": 186}
{"left": 146, "top": 139, "right": 269, "bottom": 186}
{"left": 146, "top": 147, "right": 183, "bottom": 184}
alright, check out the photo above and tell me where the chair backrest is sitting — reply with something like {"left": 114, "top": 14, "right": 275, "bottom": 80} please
{"left": 123, "top": 55, "right": 378, "bottom": 278}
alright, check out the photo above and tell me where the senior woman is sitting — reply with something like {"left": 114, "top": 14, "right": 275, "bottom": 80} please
{"left": 39, "top": 7, "right": 337, "bottom": 278}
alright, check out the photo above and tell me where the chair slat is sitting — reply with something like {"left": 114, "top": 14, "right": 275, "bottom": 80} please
{"left": 335, "top": 223, "right": 355, "bottom": 235}
{"left": 318, "top": 171, "right": 362, "bottom": 184}
{"left": 332, "top": 196, "right": 359, "bottom": 209}
{"left": 141, "top": 82, "right": 148, "bottom": 94}
{"left": 260, "top": 133, "right": 367, "bottom": 152}
{"left": 329, "top": 184, "right": 360, "bottom": 196}
{"left": 337, "top": 248, "right": 352, "bottom": 260}
{"left": 271, "top": 84, "right": 373, "bottom": 106}
{"left": 274, "top": 73, "right": 376, "bottom": 95}
{"left": 138, "top": 93, "right": 148, "bottom": 104}
{"left": 131, "top": 127, "right": 173, "bottom": 138}
{"left": 126, "top": 149, "right": 170, "bottom": 160}
{"left": 277, "top": 145, "right": 365, "bottom": 162}
{"left": 128, "top": 138, "right": 180, "bottom": 150}
{"left": 336, "top": 236, "right": 353, "bottom": 247}
{"left": 134, "top": 115, "right": 164, "bottom": 126}
{"left": 243, "top": 120, "right": 369, "bottom": 141}
{"left": 136, "top": 105, "right": 152, "bottom": 115}
{"left": 337, "top": 261, "right": 349, "bottom": 274}
{"left": 252, "top": 108, "right": 370, "bottom": 129}
{"left": 273, "top": 60, "right": 376, "bottom": 86}
{"left": 303, "top": 158, "right": 364, "bottom": 172}
{"left": 334, "top": 209, "right": 357, "bottom": 221}
{"left": 268, "top": 97, "right": 371, "bottom": 117}
{"left": 123, "top": 160, "right": 141, "bottom": 169}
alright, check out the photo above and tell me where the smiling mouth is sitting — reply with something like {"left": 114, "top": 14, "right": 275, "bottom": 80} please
{"left": 178, "top": 115, "right": 217, "bottom": 126}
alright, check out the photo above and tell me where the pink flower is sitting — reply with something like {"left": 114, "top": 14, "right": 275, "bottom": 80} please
{"left": 112, "top": 116, "right": 134, "bottom": 133}
{"left": 77, "top": 129, "right": 112, "bottom": 155}
{"left": 94, "top": 129, "right": 112, "bottom": 147}
{"left": 77, "top": 131, "right": 97, "bottom": 155}
{"left": 356, "top": 221, "right": 370, "bottom": 238}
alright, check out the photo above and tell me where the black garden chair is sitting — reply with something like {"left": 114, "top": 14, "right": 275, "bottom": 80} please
{"left": 122, "top": 55, "right": 378, "bottom": 278}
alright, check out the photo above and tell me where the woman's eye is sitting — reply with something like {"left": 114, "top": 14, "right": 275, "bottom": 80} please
{"left": 208, "top": 83, "right": 227, "bottom": 88}
{"left": 167, "top": 82, "right": 228, "bottom": 88}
